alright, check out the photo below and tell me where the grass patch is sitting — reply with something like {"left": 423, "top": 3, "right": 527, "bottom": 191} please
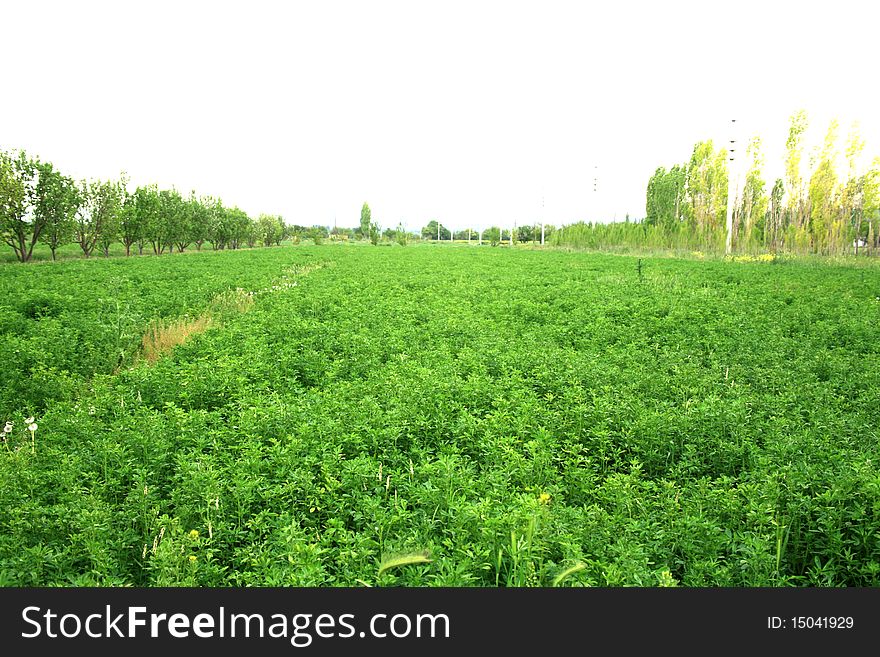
{"left": 139, "top": 288, "right": 254, "bottom": 364}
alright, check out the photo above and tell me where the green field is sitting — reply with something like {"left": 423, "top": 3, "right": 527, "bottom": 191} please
{"left": 1, "top": 244, "right": 879, "bottom": 586}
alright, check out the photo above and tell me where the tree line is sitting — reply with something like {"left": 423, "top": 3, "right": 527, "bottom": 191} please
{"left": 554, "top": 111, "right": 880, "bottom": 255}
{"left": 643, "top": 111, "right": 880, "bottom": 254}
{"left": 1, "top": 148, "right": 292, "bottom": 262}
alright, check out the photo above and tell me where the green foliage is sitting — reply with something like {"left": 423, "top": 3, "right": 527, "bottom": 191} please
{"left": 2, "top": 245, "right": 880, "bottom": 587}
{"left": 74, "top": 178, "right": 122, "bottom": 257}
{"left": 1, "top": 148, "right": 293, "bottom": 262}
{"left": 0, "top": 149, "right": 41, "bottom": 262}
{"left": 628, "top": 111, "right": 880, "bottom": 256}
{"left": 360, "top": 202, "right": 371, "bottom": 240}
{"left": 422, "top": 220, "right": 450, "bottom": 241}
{"left": 395, "top": 222, "right": 408, "bottom": 246}
{"left": 35, "top": 162, "right": 79, "bottom": 260}
{"left": 808, "top": 120, "right": 841, "bottom": 254}
{"left": 258, "top": 214, "right": 285, "bottom": 247}
{"left": 485, "top": 226, "right": 501, "bottom": 246}
{"left": 645, "top": 165, "right": 686, "bottom": 229}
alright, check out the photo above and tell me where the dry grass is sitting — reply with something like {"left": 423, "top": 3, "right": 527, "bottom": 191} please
{"left": 140, "top": 315, "right": 214, "bottom": 364}
{"left": 210, "top": 287, "right": 255, "bottom": 314}
{"left": 138, "top": 288, "right": 254, "bottom": 364}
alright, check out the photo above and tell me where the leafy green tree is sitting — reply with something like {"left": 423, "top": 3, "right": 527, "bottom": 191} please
{"left": 170, "top": 190, "right": 197, "bottom": 253}
{"left": 74, "top": 178, "right": 121, "bottom": 257}
{"left": 841, "top": 123, "right": 867, "bottom": 253}
{"left": 484, "top": 225, "right": 501, "bottom": 246}
{"left": 306, "top": 224, "right": 328, "bottom": 244}
{"left": 360, "top": 202, "right": 371, "bottom": 240}
{"left": 808, "top": 120, "right": 840, "bottom": 254}
{"left": 157, "top": 188, "right": 186, "bottom": 254}
{"left": 395, "top": 221, "right": 408, "bottom": 245}
{"left": 685, "top": 140, "right": 727, "bottom": 247}
{"left": 765, "top": 178, "right": 785, "bottom": 251}
{"left": 119, "top": 189, "right": 141, "bottom": 256}
{"left": 422, "top": 220, "right": 450, "bottom": 240}
{"left": 189, "top": 193, "right": 212, "bottom": 251}
{"left": 785, "top": 110, "right": 809, "bottom": 232}
{"left": 132, "top": 184, "right": 161, "bottom": 255}
{"left": 208, "top": 198, "right": 230, "bottom": 250}
{"left": 369, "top": 220, "right": 381, "bottom": 245}
{"left": 0, "top": 149, "right": 43, "bottom": 262}
{"left": 134, "top": 185, "right": 167, "bottom": 254}
{"left": 863, "top": 158, "right": 880, "bottom": 251}
{"left": 96, "top": 177, "right": 124, "bottom": 256}
{"left": 35, "top": 161, "right": 79, "bottom": 260}
{"left": 738, "top": 137, "right": 768, "bottom": 249}
{"left": 258, "top": 213, "right": 285, "bottom": 246}
{"left": 646, "top": 165, "right": 686, "bottom": 230}
{"left": 224, "top": 206, "right": 252, "bottom": 249}
{"left": 245, "top": 218, "right": 259, "bottom": 248}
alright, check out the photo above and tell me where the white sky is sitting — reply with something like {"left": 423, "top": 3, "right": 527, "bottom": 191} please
{"left": 3, "top": 0, "right": 880, "bottom": 232}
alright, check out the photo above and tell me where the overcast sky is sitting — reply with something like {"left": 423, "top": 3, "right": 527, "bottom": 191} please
{"left": 3, "top": 0, "right": 879, "bottom": 232}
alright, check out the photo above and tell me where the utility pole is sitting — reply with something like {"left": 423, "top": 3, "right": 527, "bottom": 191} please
{"left": 593, "top": 166, "right": 598, "bottom": 224}
{"left": 725, "top": 118, "right": 738, "bottom": 255}
{"left": 540, "top": 194, "right": 545, "bottom": 245}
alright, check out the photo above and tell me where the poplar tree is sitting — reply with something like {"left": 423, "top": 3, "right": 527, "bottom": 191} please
{"left": 360, "top": 202, "right": 371, "bottom": 240}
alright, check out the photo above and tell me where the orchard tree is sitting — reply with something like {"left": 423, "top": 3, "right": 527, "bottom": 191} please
{"left": 169, "top": 189, "right": 196, "bottom": 253}
{"left": 156, "top": 188, "right": 184, "bottom": 254}
{"left": 96, "top": 178, "right": 124, "bottom": 256}
{"left": 226, "top": 206, "right": 251, "bottom": 249}
{"left": 132, "top": 185, "right": 160, "bottom": 255}
{"left": 119, "top": 188, "right": 142, "bottom": 256}
{"left": 258, "top": 213, "right": 284, "bottom": 246}
{"left": 190, "top": 194, "right": 212, "bottom": 250}
{"left": 35, "top": 161, "right": 80, "bottom": 260}
{"left": 74, "top": 178, "right": 121, "bottom": 257}
{"left": 0, "top": 149, "right": 43, "bottom": 262}
{"left": 245, "top": 218, "right": 259, "bottom": 248}
{"left": 209, "top": 199, "right": 231, "bottom": 249}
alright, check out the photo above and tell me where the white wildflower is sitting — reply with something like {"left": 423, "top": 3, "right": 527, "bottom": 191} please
{"left": 28, "top": 423, "right": 38, "bottom": 432}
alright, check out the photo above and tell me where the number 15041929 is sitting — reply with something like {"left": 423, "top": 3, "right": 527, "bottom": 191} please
{"left": 767, "top": 616, "right": 854, "bottom": 630}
